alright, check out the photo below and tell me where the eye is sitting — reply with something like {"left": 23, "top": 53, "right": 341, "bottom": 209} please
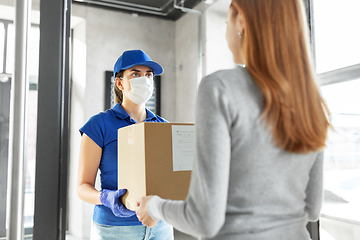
{"left": 146, "top": 73, "right": 153, "bottom": 78}
{"left": 132, "top": 72, "right": 139, "bottom": 77}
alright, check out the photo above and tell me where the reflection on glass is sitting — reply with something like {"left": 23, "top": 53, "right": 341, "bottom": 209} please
{"left": 320, "top": 79, "right": 360, "bottom": 240}
{"left": 313, "top": 0, "right": 360, "bottom": 73}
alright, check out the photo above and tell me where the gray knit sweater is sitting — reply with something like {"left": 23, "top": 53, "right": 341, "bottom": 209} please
{"left": 148, "top": 66, "right": 323, "bottom": 240}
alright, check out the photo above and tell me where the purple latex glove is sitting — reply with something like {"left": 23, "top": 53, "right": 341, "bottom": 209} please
{"left": 100, "top": 189, "right": 136, "bottom": 217}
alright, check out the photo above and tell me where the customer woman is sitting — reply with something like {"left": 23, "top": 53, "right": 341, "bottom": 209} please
{"left": 136, "top": 1, "right": 330, "bottom": 239}
{"left": 77, "top": 49, "right": 173, "bottom": 239}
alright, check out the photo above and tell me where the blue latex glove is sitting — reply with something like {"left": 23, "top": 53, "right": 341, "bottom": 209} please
{"left": 100, "top": 189, "right": 136, "bottom": 217}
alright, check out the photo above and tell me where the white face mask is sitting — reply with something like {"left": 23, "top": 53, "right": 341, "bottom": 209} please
{"left": 122, "top": 76, "right": 154, "bottom": 105}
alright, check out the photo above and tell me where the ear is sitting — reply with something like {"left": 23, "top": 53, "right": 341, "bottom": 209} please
{"left": 235, "top": 7, "right": 246, "bottom": 35}
{"left": 115, "top": 77, "right": 123, "bottom": 90}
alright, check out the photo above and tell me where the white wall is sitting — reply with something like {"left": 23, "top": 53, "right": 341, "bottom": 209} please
{"left": 174, "top": 10, "right": 199, "bottom": 123}
{"left": 173, "top": 0, "right": 235, "bottom": 123}
{"left": 69, "top": 16, "right": 92, "bottom": 238}
{"left": 205, "top": 0, "right": 235, "bottom": 76}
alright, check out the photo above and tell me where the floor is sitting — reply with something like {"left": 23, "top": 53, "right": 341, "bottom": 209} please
{"left": 66, "top": 229, "right": 196, "bottom": 240}
{"left": 173, "top": 231, "right": 196, "bottom": 240}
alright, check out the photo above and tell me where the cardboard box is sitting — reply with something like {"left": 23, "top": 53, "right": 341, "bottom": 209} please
{"left": 118, "top": 122, "right": 194, "bottom": 210}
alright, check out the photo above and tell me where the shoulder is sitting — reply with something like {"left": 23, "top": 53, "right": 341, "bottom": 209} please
{"left": 199, "top": 67, "right": 252, "bottom": 91}
{"left": 84, "top": 109, "right": 118, "bottom": 130}
{"left": 92, "top": 108, "right": 117, "bottom": 122}
{"left": 198, "top": 67, "right": 254, "bottom": 99}
{"left": 86, "top": 111, "right": 106, "bottom": 125}
{"left": 155, "top": 115, "right": 168, "bottom": 123}
{"left": 80, "top": 111, "right": 108, "bottom": 141}
{"left": 152, "top": 112, "right": 168, "bottom": 123}
{"left": 146, "top": 108, "right": 168, "bottom": 122}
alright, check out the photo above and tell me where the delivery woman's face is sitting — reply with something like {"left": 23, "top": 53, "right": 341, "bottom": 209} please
{"left": 116, "top": 65, "right": 153, "bottom": 92}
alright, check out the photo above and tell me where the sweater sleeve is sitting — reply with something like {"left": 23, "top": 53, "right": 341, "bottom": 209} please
{"left": 304, "top": 151, "right": 324, "bottom": 221}
{"left": 148, "top": 75, "right": 232, "bottom": 238}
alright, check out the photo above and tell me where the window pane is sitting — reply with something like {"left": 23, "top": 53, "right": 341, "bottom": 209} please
{"left": 314, "top": 0, "right": 360, "bottom": 74}
{"left": 0, "top": 22, "right": 4, "bottom": 73}
{"left": 24, "top": 89, "right": 37, "bottom": 232}
{"left": 6, "top": 24, "right": 14, "bottom": 74}
{"left": 320, "top": 79, "right": 360, "bottom": 240}
{"left": 28, "top": 25, "right": 39, "bottom": 84}
{"left": 24, "top": 25, "right": 39, "bottom": 234}
{"left": 0, "top": 75, "right": 11, "bottom": 238}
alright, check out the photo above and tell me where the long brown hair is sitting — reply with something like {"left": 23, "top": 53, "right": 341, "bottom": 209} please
{"left": 232, "top": 0, "right": 330, "bottom": 153}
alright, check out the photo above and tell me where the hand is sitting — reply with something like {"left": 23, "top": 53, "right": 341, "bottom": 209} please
{"left": 100, "top": 189, "right": 136, "bottom": 217}
{"left": 136, "top": 196, "right": 158, "bottom": 227}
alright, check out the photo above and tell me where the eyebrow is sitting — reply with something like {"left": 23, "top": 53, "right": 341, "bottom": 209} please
{"left": 130, "top": 69, "right": 153, "bottom": 73}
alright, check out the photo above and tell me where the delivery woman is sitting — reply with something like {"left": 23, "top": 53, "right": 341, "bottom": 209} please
{"left": 77, "top": 49, "right": 173, "bottom": 240}
{"left": 136, "top": 0, "right": 330, "bottom": 239}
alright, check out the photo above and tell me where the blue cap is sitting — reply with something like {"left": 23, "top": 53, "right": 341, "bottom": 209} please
{"left": 113, "top": 50, "right": 163, "bottom": 78}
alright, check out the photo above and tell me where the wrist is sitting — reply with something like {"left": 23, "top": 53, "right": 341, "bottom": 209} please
{"left": 99, "top": 189, "right": 110, "bottom": 206}
{"left": 148, "top": 195, "right": 163, "bottom": 221}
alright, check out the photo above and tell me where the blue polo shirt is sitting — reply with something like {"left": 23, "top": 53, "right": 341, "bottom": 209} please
{"left": 79, "top": 103, "right": 167, "bottom": 226}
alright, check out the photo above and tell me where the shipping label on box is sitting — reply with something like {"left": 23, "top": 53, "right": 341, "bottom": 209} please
{"left": 118, "top": 122, "right": 194, "bottom": 210}
{"left": 172, "top": 125, "right": 195, "bottom": 171}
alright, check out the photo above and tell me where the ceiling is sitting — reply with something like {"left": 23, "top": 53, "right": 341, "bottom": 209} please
{"left": 72, "top": 0, "right": 204, "bottom": 21}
